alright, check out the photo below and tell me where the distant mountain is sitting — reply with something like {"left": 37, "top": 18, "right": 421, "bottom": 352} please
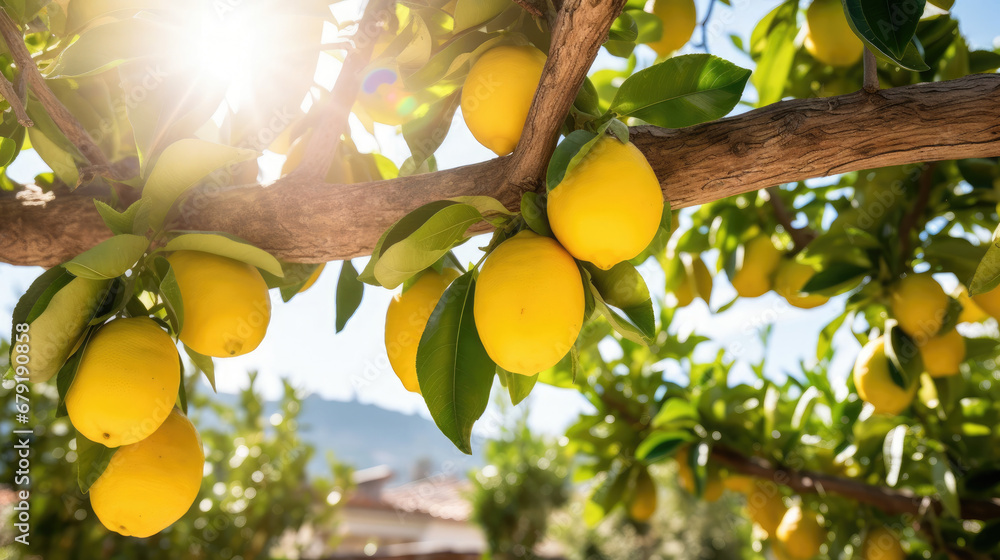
{"left": 204, "top": 394, "right": 483, "bottom": 484}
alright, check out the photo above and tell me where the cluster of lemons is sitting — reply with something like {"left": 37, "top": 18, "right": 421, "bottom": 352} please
{"left": 721, "top": 233, "right": 830, "bottom": 309}
{"left": 854, "top": 273, "right": 1000, "bottom": 416}
{"left": 62, "top": 251, "right": 271, "bottom": 537}
{"left": 628, "top": 449, "right": 906, "bottom": 560}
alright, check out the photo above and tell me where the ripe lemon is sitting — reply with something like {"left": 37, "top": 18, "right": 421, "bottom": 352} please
{"left": 971, "top": 284, "right": 1000, "bottom": 321}
{"left": 461, "top": 45, "right": 547, "bottom": 156}
{"left": 167, "top": 250, "right": 271, "bottom": 358}
{"left": 853, "top": 336, "right": 917, "bottom": 416}
{"left": 474, "top": 231, "right": 584, "bottom": 375}
{"left": 890, "top": 273, "right": 948, "bottom": 340}
{"left": 918, "top": 328, "right": 965, "bottom": 378}
{"left": 90, "top": 408, "right": 204, "bottom": 538}
{"left": 676, "top": 447, "right": 724, "bottom": 502}
{"left": 774, "top": 260, "right": 829, "bottom": 309}
{"left": 862, "top": 526, "right": 906, "bottom": 560}
{"left": 776, "top": 505, "right": 826, "bottom": 559}
{"left": 805, "top": 0, "right": 863, "bottom": 67}
{"left": 66, "top": 317, "right": 180, "bottom": 447}
{"left": 746, "top": 480, "right": 787, "bottom": 536}
{"left": 547, "top": 137, "right": 664, "bottom": 270}
{"left": 14, "top": 276, "right": 109, "bottom": 383}
{"left": 955, "top": 285, "right": 989, "bottom": 323}
{"left": 385, "top": 268, "right": 461, "bottom": 393}
{"left": 647, "top": 0, "right": 697, "bottom": 57}
{"left": 298, "top": 263, "right": 326, "bottom": 294}
{"left": 628, "top": 467, "right": 657, "bottom": 522}
{"left": 731, "top": 234, "right": 782, "bottom": 298}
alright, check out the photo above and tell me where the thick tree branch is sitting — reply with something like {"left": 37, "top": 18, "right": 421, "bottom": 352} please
{"left": 710, "top": 446, "right": 1000, "bottom": 520}
{"left": 287, "top": 0, "right": 390, "bottom": 181}
{"left": 0, "top": 9, "right": 122, "bottom": 178}
{"left": 2, "top": 74, "right": 1000, "bottom": 267}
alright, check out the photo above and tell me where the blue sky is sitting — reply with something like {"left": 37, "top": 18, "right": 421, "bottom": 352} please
{"left": 2, "top": 0, "right": 998, "bottom": 438}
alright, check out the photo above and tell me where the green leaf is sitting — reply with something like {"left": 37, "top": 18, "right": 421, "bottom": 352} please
{"left": 142, "top": 139, "right": 258, "bottom": 230}
{"left": 63, "top": 234, "right": 149, "bottom": 280}
{"left": 628, "top": 9, "right": 663, "bottom": 44}
{"left": 651, "top": 399, "right": 698, "bottom": 429}
{"left": 586, "top": 265, "right": 655, "bottom": 344}
{"left": 520, "top": 191, "right": 553, "bottom": 237}
{"left": 93, "top": 199, "right": 148, "bottom": 236}
{"left": 448, "top": 195, "right": 514, "bottom": 225}
{"left": 373, "top": 203, "right": 482, "bottom": 289}
{"left": 359, "top": 200, "right": 457, "bottom": 286}
{"left": 335, "top": 261, "right": 364, "bottom": 333}
{"left": 498, "top": 366, "right": 537, "bottom": 405}
{"left": 546, "top": 129, "right": 600, "bottom": 191}
{"left": 970, "top": 226, "right": 1000, "bottom": 295}
{"left": 932, "top": 453, "right": 960, "bottom": 518}
{"left": 184, "top": 344, "right": 215, "bottom": 392}
{"left": 842, "top": 0, "right": 930, "bottom": 71}
{"left": 76, "top": 433, "right": 118, "bottom": 493}
{"left": 884, "top": 323, "right": 920, "bottom": 390}
{"left": 47, "top": 18, "right": 167, "bottom": 78}
{"left": 0, "top": 137, "right": 17, "bottom": 167}
{"left": 635, "top": 431, "right": 693, "bottom": 463}
{"left": 162, "top": 233, "right": 283, "bottom": 277}
{"left": 402, "top": 90, "right": 461, "bottom": 168}
{"left": 752, "top": 14, "right": 797, "bottom": 106}
{"left": 27, "top": 126, "right": 80, "bottom": 187}
{"left": 608, "top": 54, "right": 751, "bottom": 128}
{"left": 883, "top": 424, "right": 907, "bottom": 487}
{"left": 10, "top": 266, "right": 73, "bottom": 333}
{"left": 415, "top": 271, "right": 495, "bottom": 454}
{"left": 841, "top": 0, "right": 926, "bottom": 60}
{"left": 157, "top": 260, "right": 184, "bottom": 334}
{"left": 801, "top": 263, "right": 871, "bottom": 296}
{"left": 453, "top": 0, "right": 509, "bottom": 32}
{"left": 56, "top": 328, "right": 94, "bottom": 417}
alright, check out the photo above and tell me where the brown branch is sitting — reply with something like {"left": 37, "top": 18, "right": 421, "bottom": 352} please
{"left": 763, "top": 186, "right": 816, "bottom": 253}
{"left": 286, "top": 0, "right": 391, "bottom": 181}
{"left": 510, "top": 0, "right": 545, "bottom": 18}
{"left": 2, "top": 74, "right": 1000, "bottom": 267}
{"left": 504, "top": 0, "right": 627, "bottom": 193}
{"left": 0, "top": 70, "right": 31, "bottom": 126}
{"left": 710, "top": 446, "right": 1000, "bottom": 520}
{"left": 898, "top": 162, "right": 937, "bottom": 270}
{"left": 863, "top": 48, "right": 879, "bottom": 93}
{"left": 0, "top": 9, "right": 123, "bottom": 178}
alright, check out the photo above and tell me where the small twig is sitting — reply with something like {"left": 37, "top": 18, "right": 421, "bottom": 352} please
{"left": 510, "top": 0, "right": 545, "bottom": 18}
{"left": 286, "top": 0, "right": 391, "bottom": 182}
{"left": 763, "top": 186, "right": 816, "bottom": 253}
{"left": 898, "top": 163, "right": 936, "bottom": 270}
{"left": 0, "top": 71, "right": 31, "bottom": 126}
{"left": 693, "top": 0, "right": 718, "bottom": 52}
{"left": 0, "top": 8, "right": 124, "bottom": 179}
{"left": 863, "top": 47, "right": 879, "bottom": 93}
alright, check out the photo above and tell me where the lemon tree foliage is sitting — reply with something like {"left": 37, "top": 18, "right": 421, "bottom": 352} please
{"left": 2, "top": 0, "right": 1000, "bottom": 554}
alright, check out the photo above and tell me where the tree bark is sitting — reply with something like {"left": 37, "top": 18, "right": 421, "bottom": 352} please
{"left": 2, "top": 73, "right": 999, "bottom": 267}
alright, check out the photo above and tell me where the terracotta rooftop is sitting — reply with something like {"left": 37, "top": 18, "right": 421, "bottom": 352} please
{"left": 345, "top": 468, "right": 474, "bottom": 522}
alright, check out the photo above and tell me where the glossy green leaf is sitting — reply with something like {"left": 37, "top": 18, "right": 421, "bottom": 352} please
{"left": 402, "top": 90, "right": 461, "bottom": 167}
{"left": 47, "top": 18, "right": 167, "bottom": 78}
{"left": 359, "top": 200, "right": 457, "bottom": 286}
{"left": 608, "top": 54, "right": 751, "bottom": 128}
{"left": 635, "top": 430, "right": 693, "bottom": 463}
{"left": 76, "top": 432, "right": 118, "bottom": 493}
{"left": 932, "top": 453, "right": 960, "bottom": 518}
{"left": 184, "top": 344, "right": 216, "bottom": 392}
{"left": 415, "top": 271, "right": 495, "bottom": 454}
{"left": 336, "top": 261, "right": 364, "bottom": 333}
{"left": 969, "top": 226, "right": 1000, "bottom": 295}
{"left": 162, "top": 233, "right": 283, "bottom": 277}
{"left": 546, "top": 129, "right": 601, "bottom": 191}
{"left": 453, "top": 0, "right": 508, "bottom": 32}
{"left": 498, "top": 366, "right": 537, "bottom": 406}
{"left": 883, "top": 424, "right": 906, "bottom": 487}
{"left": 63, "top": 234, "right": 149, "bottom": 280}
{"left": 520, "top": 191, "right": 553, "bottom": 237}
{"left": 841, "top": 0, "right": 926, "bottom": 60}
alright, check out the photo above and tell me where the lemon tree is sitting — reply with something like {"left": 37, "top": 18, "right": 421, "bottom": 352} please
{"left": 1, "top": 0, "right": 1000, "bottom": 556}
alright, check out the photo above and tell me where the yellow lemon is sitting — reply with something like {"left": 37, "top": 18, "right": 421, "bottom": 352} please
{"left": 13, "top": 276, "right": 109, "bottom": 383}
{"left": 746, "top": 480, "right": 787, "bottom": 536}
{"left": 805, "top": 0, "right": 863, "bottom": 67}
{"left": 90, "top": 409, "right": 204, "bottom": 538}
{"left": 385, "top": 268, "right": 461, "bottom": 393}
{"left": 890, "top": 273, "right": 948, "bottom": 340}
{"left": 731, "top": 234, "right": 782, "bottom": 298}
{"left": 628, "top": 467, "right": 657, "bottom": 522}
{"left": 647, "top": 0, "right": 697, "bottom": 57}
{"left": 676, "top": 446, "right": 724, "bottom": 502}
{"left": 853, "top": 336, "right": 917, "bottom": 416}
{"left": 971, "top": 284, "right": 1000, "bottom": 321}
{"left": 66, "top": 317, "right": 179, "bottom": 448}
{"left": 776, "top": 505, "right": 826, "bottom": 559}
{"left": 298, "top": 263, "right": 326, "bottom": 294}
{"left": 774, "top": 260, "right": 829, "bottom": 309}
{"left": 547, "top": 137, "right": 664, "bottom": 270}
{"left": 474, "top": 231, "right": 584, "bottom": 375}
{"left": 918, "top": 328, "right": 965, "bottom": 378}
{"left": 862, "top": 526, "right": 906, "bottom": 560}
{"left": 955, "top": 285, "right": 989, "bottom": 323}
{"left": 461, "top": 45, "right": 547, "bottom": 156}
{"left": 167, "top": 251, "right": 271, "bottom": 358}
